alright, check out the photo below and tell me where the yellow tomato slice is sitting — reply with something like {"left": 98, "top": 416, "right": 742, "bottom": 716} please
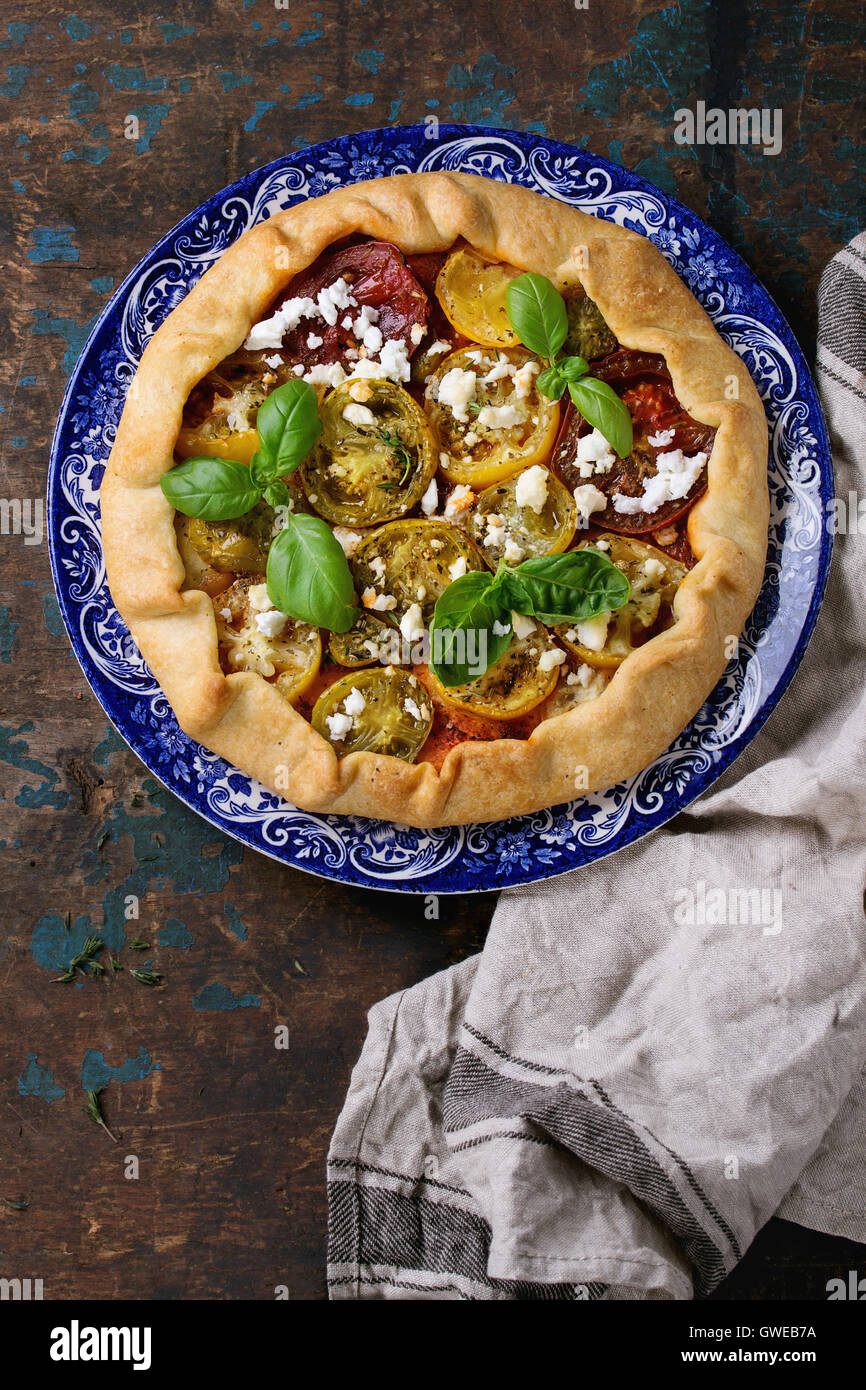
{"left": 216, "top": 577, "right": 321, "bottom": 700}
{"left": 555, "top": 533, "right": 686, "bottom": 670}
{"left": 175, "top": 424, "right": 260, "bottom": 466}
{"left": 426, "top": 347, "right": 559, "bottom": 489}
{"left": 351, "top": 519, "right": 485, "bottom": 625}
{"left": 435, "top": 247, "right": 522, "bottom": 348}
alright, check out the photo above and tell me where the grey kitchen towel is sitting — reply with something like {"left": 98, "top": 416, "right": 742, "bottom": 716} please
{"left": 327, "top": 234, "right": 866, "bottom": 1300}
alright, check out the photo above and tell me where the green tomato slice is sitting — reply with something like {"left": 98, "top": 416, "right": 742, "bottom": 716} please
{"left": 350, "top": 518, "right": 485, "bottom": 625}
{"left": 312, "top": 667, "right": 433, "bottom": 761}
{"left": 300, "top": 380, "right": 437, "bottom": 527}
{"left": 468, "top": 465, "right": 578, "bottom": 567}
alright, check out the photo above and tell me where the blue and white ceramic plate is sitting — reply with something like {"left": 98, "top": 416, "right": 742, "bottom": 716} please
{"left": 48, "top": 124, "right": 833, "bottom": 893}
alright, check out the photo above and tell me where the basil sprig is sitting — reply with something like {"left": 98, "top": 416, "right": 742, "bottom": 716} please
{"left": 161, "top": 379, "right": 358, "bottom": 631}
{"left": 161, "top": 379, "right": 322, "bottom": 521}
{"left": 505, "top": 272, "right": 633, "bottom": 459}
{"left": 429, "top": 551, "right": 630, "bottom": 687}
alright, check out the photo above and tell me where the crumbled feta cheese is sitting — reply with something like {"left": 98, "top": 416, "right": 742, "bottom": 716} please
{"left": 348, "top": 380, "right": 373, "bottom": 403}
{"left": 325, "top": 711, "right": 353, "bottom": 740}
{"left": 572, "top": 483, "right": 607, "bottom": 522}
{"left": 612, "top": 450, "right": 707, "bottom": 515}
{"left": 368, "top": 555, "right": 386, "bottom": 584}
{"left": 248, "top": 583, "right": 272, "bottom": 613}
{"left": 410, "top": 323, "right": 425, "bottom": 346}
{"left": 264, "top": 353, "right": 283, "bottom": 369}
{"left": 567, "top": 662, "right": 597, "bottom": 688}
{"left": 641, "top": 557, "right": 667, "bottom": 583}
{"left": 219, "top": 608, "right": 232, "bottom": 622}
{"left": 342, "top": 402, "right": 376, "bottom": 428}
{"left": 437, "top": 367, "right": 477, "bottom": 422}
{"left": 575, "top": 427, "right": 616, "bottom": 477}
{"left": 375, "top": 338, "right": 411, "bottom": 383}
{"left": 538, "top": 646, "right": 567, "bottom": 672}
{"left": 482, "top": 354, "right": 514, "bottom": 384}
{"left": 513, "top": 360, "right": 540, "bottom": 397}
{"left": 515, "top": 464, "right": 549, "bottom": 514}
{"left": 399, "top": 603, "right": 425, "bottom": 645}
{"left": 255, "top": 609, "right": 287, "bottom": 638}
{"left": 343, "top": 687, "right": 366, "bottom": 718}
{"left": 362, "top": 587, "right": 397, "bottom": 612}
{"left": 306, "top": 333, "right": 324, "bottom": 350}
{"left": 648, "top": 428, "right": 676, "bottom": 448}
{"left": 426, "top": 340, "right": 451, "bottom": 357}
{"left": 492, "top": 618, "right": 511, "bottom": 638}
{"left": 477, "top": 403, "right": 522, "bottom": 430}
{"left": 448, "top": 556, "right": 468, "bottom": 581}
{"left": 503, "top": 538, "right": 525, "bottom": 564}
{"left": 303, "top": 361, "right": 347, "bottom": 390}
{"left": 575, "top": 610, "right": 611, "bottom": 652}
{"left": 362, "top": 325, "right": 383, "bottom": 354}
{"left": 403, "top": 697, "right": 423, "bottom": 721}
{"left": 316, "top": 277, "right": 357, "bottom": 326}
{"left": 512, "top": 611, "right": 536, "bottom": 640}
{"left": 351, "top": 304, "right": 380, "bottom": 338}
{"left": 243, "top": 295, "right": 319, "bottom": 351}
{"left": 444, "top": 484, "right": 475, "bottom": 523}
{"left": 420, "top": 476, "right": 438, "bottom": 517}
{"left": 332, "top": 527, "right": 363, "bottom": 557}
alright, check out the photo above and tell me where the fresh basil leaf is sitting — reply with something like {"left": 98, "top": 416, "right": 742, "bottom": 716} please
{"left": 263, "top": 477, "right": 290, "bottom": 509}
{"left": 429, "top": 571, "right": 513, "bottom": 687}
{"left": 249, "top": 450, "right": 275, "bottom": 491}
{"left": 514, "top": 550, "right": 631, "bottom": 624}
{"left": 505, "top": 272, "right": 568, "bottom": 361}
{"left": 567, "top": 376, "right": 634, "bottom": 459}
{"left": 256, "top": 379, "right": 322, "bottom": 473}
{"left": 557, "top": 354, "right": 589, "bottom": 382}
{"left": 160, "top": 456, "right": 261, "bottom": 520}
{"left": 266, "top": 514, "right": 358, "bottom": 633}
{"left": 535, "top": 364, "right": 567, "bottom": 400}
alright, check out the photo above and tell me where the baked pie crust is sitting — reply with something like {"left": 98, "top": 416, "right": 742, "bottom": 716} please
{"left": 101, "top": 172, "right": 768, "bottom": 828}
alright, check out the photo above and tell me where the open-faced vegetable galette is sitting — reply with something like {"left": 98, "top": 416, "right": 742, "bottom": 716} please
{"left": 101, "top": 173, "right": 768, "bottom": 828}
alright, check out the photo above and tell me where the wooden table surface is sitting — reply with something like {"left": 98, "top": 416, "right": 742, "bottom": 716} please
{"left": 1, "top": 0, "right": 862, "bottom": 1301}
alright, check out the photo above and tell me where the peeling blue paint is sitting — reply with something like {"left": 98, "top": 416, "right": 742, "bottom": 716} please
{"left": 292, "top": 29, "right": 323, "bottom": 46}
{"left": 0, "top": 64, "right": 29, "bottom": 98}
{"left": 18, "top": 1054, "right": 65, "bottom": 1102}
{"left": 104, "top": 64, "right": 168, "bottom": 93}
{"left": 126, "top": 102, "right": 170, "bottom": 153}
{"left": 388, "top": 97, "right": 403, "bottom": 121}
{"left": 345, "top": 93, "right": 374, "bottom": 107}
{"left": 41, "top": 590, "right": 64, "bottom": 637}
{"left": 0, "top": 606, "right": 19, "bottom": 662}
{"left": 160, "top": 22, "right": 195, "bottom": 43}
{"left": 158, "top": 917, "right": 194, "bottom": 949}
{"left": 90, "top": 275, "right": 114, "bottom": 295}
{"left": 1, "top": 723, "right": 68, "bottom": 809}
{"left": 62, "top": 80, "right": 99, "bottom": 121}
{"left": 62, "top": 144, "right": 110, "bottom": 165}
{"left": 80, "top": 1047, "right": 159, "bottom": 1091}
{"left": 28, "top": 226, "right": 80, "bottom": 265}
{"left": 218, "top": 71, "right": 253, "bottom": 92}
{"left": 30, "top": 911, "right": 120, "bottom": 973}
{"left": 62, "top": 16, "right": 92, "bottom": 40}
{"left": 244, "top": 100, "right": 277, "bottom": 130}
{"left": 193, "top": 982, "right": 261, "bottom": 1011}
{"left": 29, "top": 307, "right": 98, "bottom": 378}
{"left": 354, "top": 49, "right": 384, "bottom": 74}
{"left": 446, "top": 53, "right": 516, "bottom": 125}
{"left": 291, "top": 93, "right": 321, "bottom": 110}
{"left": 223, "top": 902, "right": 248, "bottom": 942}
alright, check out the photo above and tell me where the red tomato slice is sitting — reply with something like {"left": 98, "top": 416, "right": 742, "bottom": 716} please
{"left": 278, "top": 241, "right": 429, "bottom": 368}
{"left": 553, "top": 350, "right": 716, "bottom": 535}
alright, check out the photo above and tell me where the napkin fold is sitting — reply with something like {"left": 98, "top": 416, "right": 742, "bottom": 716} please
{"left": 327, "top": 234, "right": 866, "bottom": 1299}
